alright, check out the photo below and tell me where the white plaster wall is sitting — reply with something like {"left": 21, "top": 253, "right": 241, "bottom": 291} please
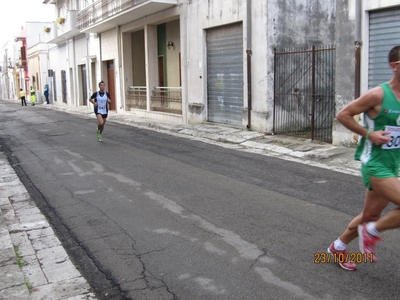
{"left": 251, "top": 1, "right": 269, "bottom": 132}
{"left": 87, "top": 34, "right": 101, "bottom": 96}
{"left": 101, "top": 28, "right": 121, "bottom": 111}
{"left": 38, "top": 44, "right": 49, "bottom": 100}
{"left": 101, "top": 29, "right": 118, "bottom": 61}
{"left": 364, "top": 0, "right": 400, "bottom": 10}
{"left": 48, "top": 44, "right": 66, "bottom": 104}
{"left": 73, "top": 35, "right": 87, "bottom": 66}
{"left": 71, "top": 36, "right": 88, "bottom": 105}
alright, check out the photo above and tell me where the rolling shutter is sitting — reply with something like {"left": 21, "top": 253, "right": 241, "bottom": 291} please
{"left": 207, "top": 23, "right": 243, "bottom": 126}
{"left": 368, "top": 7, "right": 400, "bottom": 89}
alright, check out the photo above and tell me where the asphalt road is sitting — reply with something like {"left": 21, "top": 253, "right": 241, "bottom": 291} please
{"left": 1, "top": 100, "right": 400, "bottom": 300}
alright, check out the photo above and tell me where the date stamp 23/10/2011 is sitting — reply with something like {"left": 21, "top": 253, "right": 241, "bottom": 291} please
{"left": 314, "top": 252, "right": 373, "bottom": 264}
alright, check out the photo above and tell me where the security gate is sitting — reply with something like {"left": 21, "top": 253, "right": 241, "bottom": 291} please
{"left": 274, "top": 45, "right": 336, "bottom": 142}
{"left": 207, "top": 23, "right": 243, "bottom": 126}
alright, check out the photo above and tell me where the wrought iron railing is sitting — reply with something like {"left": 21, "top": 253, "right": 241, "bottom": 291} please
{"left": 77, "top": 0, "right": 148, "bottom": 30}
{"left": 126, "top": 86, "right": 147, "bottom": 109}
{"left": 151, "top": 87, "right": 182, "bottom": 114}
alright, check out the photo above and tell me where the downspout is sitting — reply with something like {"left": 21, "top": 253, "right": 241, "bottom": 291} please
{"left": 99, "top": 34, "right": 103, "bottom": 80}
{"left": 86, "top": 33, "right": 91, "bottom": 108}
{"left": 354, "top": 0, "right": 362, "bottom": 99}
{"left": 65, "top": 37, "right": 69, "bottom": 104}
{"left": 117, "top": 25, "right": 123, "bottom": 111}
{"left": 246, "top": 0, "right": 252, "bottom": 129}
{"left": 354, "top": 0, "right": 362, "bottom": 143}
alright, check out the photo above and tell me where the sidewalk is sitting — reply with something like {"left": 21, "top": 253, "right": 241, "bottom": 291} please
{"left": 0, "top": 101, "right": 361, "bottom": 299}
{"left": 0, "top": 153, "right": 96, "bottom": 299}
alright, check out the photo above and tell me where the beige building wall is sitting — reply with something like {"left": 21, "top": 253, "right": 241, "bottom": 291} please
{"left": 166, "top": 20, "right": 180, "bottom": 87}
{"left": 132, "top": 30, "right": 145, "bottom": 86}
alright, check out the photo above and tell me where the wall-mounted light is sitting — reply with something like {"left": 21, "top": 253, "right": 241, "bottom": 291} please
{"left": 167, "top": 41, "right": 174, "bottom": 50}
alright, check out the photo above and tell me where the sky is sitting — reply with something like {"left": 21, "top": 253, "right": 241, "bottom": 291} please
{"left": 0, "top": 0, "right": 54, "bottom": 46}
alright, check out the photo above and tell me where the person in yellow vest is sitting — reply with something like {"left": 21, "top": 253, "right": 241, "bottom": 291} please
{"left": 19, "top": 89, "right": 27, "bottom": 106}
{"left": 30, "top": 86, "right": 36, "bottom": 106}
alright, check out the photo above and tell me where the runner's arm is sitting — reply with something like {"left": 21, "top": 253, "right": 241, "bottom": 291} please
{"left": 88, "top": 93, "right": 97, "bottom": 106}
{"left": 337, "top": 87, "right": 390, "bottom": 145}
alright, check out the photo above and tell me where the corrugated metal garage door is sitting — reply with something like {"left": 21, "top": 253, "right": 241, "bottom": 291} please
{"left": 369, "top": 7, "right": 400, "bottom": 89}
{"left": 207, "top": 23, "right": 243, "bottom": 126}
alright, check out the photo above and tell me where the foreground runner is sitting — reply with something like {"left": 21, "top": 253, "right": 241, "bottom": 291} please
{"left": 327, "top": 45, "right": 400, "bottom": 270}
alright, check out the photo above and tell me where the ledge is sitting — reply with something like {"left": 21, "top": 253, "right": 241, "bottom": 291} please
{"left": 188, "top": 103, "right": 204, "bottom": 108}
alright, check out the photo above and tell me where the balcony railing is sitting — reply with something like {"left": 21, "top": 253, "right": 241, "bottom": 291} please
{"left": 15, "top": 60, "right": 27, "bottom": 69}
{"left": 126, "top": 86, "right": 182, "bottom": 114}
{"left": 151, "top": 87, "right": 182, "bottom": 114}
{"left": 126, "top": 86, "right": 147, "bottom": 110}
{"left": 44, "top": 23, "right": 58, "bottom": 44}
{"left": 45, "top": 10, "right": 80, "bottom": 44}
{"left": 77, "top": 0, "right": 148, "bottom": 30}
{"left": 77, "top": 0, "right": 177, "bottom": 32}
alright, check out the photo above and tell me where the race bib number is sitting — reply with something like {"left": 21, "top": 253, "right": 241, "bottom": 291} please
{"left": 97, "top": 100, "right": 107, "bottom": 114}
{"left": 382, "top": 126, "right": 400, "bottom": 149}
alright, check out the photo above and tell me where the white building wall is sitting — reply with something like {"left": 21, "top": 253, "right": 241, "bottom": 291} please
{"left": 48, "top": 44, "right": 66, "bottom": 103}
{"left": 364, "top": 0, "right": 400, "bottom": 9}
{"left": 72, "top": 35, "right": 89, "bottom": 106}
{"left": 100, "top": 28, "right": 120, "bottom": 110}
{"left": 101, "top": 29, "right": 118, "bottom": 61}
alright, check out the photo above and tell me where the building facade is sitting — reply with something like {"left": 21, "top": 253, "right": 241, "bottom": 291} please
{"left": 334, "top": 0, "right": 400, "bottom": 145}
{"left": 31, "top": 0, "right": 400, "bottom": 145}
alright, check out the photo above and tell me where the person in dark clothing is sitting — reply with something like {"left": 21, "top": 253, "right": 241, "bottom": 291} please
{"left": 44, "top": 85, "right": 49, "bottom": 104}
{"left": 89, "top": 81, "right": 111, "bottom": 142}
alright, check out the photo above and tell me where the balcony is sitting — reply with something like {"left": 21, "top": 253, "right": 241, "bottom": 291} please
{"left": 45, "top": 10, "right": 81, "bottom": 44}
{"left": 15, "top": 59, "right": 27, "bottom": 69}
{"left": 44, "top": 23, "right": 58, "bottom": 44}
{"left": 77, "top": 0, "right": 177, "bottom": 33}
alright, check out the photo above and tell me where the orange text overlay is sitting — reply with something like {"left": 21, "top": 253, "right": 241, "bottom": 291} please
{"left": 314, "top": 252, "right": 373, "bottom": 264}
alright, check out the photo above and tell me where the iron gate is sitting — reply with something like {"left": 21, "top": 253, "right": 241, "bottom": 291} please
{"left": 273, "top": 45, "right": 336, "bottom": 142}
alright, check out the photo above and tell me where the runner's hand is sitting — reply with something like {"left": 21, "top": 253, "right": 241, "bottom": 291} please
{"left": 369, "top": 130, "right": 391, "bottom": 145}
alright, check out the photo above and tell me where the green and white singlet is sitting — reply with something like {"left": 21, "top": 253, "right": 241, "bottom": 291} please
{"left": 356, "top": 83, "right": 400, "bottom": 187}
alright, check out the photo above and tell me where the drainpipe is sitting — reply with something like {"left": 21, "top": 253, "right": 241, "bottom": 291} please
{"left": 98, "top": 33, "right": 103, "bottom": 79}
{"left": 117, "top": 25, "right": 123, "bottom": 111}
{"left": 86, "top": 33, "right": 91, "bottom": 107}
{"left": 353, "top": 0, "right": 362, "bottom": 143}
{"left": 246, "top": 0, "right": 252, "bottom": 129}
{"left": 354, "top": 0, "right": 362, "bottom": 99}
